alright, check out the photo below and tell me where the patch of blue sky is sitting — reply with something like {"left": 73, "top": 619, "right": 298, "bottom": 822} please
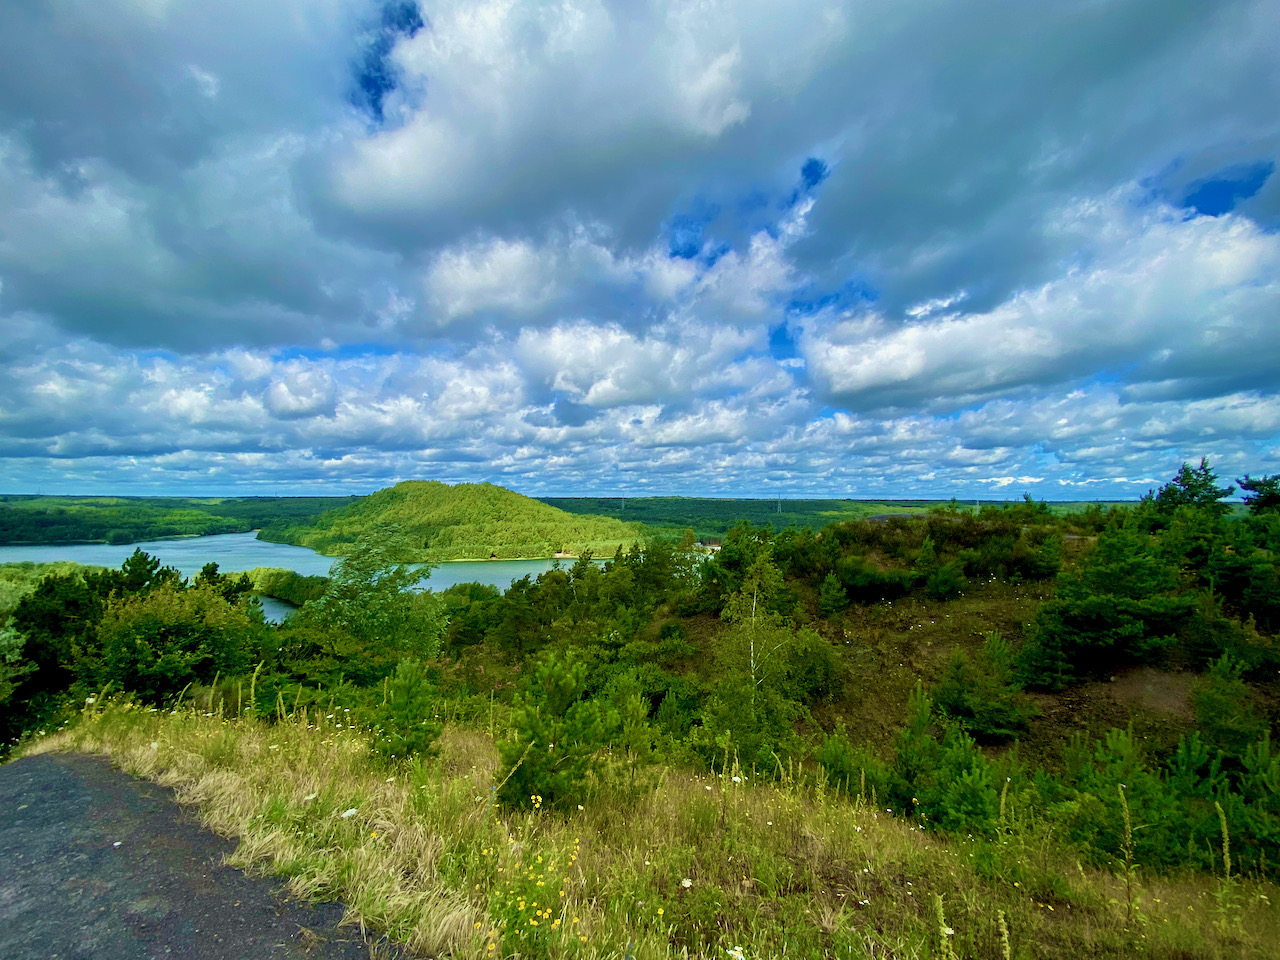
{"left": 1181, "top": 161, "right": 1274, "bottom": 217}
{"left": 272, "top": 342, "right": 402, "bottom": 363}
{"left": 785, "top": 276, "right": 880, "bottom": 318}
{"left": 784, "top": 156, "right": 829, "bottom": 207}
{"left": 666, "top": 210, "right": 713, "bottom": 260}
{"left": 767, "top": 323, "right": 799, "bottom": 361}
{"left": 350, "top": 1, "right": 426, "bottom": 123}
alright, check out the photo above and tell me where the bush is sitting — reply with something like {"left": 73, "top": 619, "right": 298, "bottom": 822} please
{"left": 89, "top": 582, "right": 261, "bottom": 704}
{"left": 496, "top": 652, "right": 616, "bottom": 810}
{"left": 1018, "top": 524, "right": 1194, "bottom": 688}
{"left": 817, "top": 572, "right": 849, "bottom": 618}
{"left": 935, "top": 633, "right": 1037, "bottom": 743}
{"left": 366, "top": 658, "right": 443, "bottom": 760}
{"left": 1194, "top": 656, "right": 1268, "bottom": 759}
{"left": 815, "top": 724, "right": 891, "bottom": 799}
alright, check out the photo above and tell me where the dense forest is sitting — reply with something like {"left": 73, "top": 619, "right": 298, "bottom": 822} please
{"left": 258, "top": 481, "right": 648, "bottom": 560}
{"left": 538, "top": 496, "right": 931, "bottom": 540}
{"left": 0, "top": 494, "right": 357, "bottom": 545}
{"left": 5, "top": 460, "right": 1280, "bottom": 957}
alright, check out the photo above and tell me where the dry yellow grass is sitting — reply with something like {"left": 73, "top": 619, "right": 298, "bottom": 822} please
{"left": 24, "top": 698, "right": 1280, "bottom": 959}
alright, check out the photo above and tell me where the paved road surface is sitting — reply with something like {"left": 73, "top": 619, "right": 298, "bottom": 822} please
{"left": 0, "top": 752, "right": 409, "bottom": 959}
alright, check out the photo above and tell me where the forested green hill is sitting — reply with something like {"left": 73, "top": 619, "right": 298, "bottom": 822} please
{"left": 257, "top": 481, "right": 647, "bottom": 560}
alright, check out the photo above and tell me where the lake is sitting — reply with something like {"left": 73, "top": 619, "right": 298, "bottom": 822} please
{"left": 0, "top": 532, "right": 587, "bottom": 620}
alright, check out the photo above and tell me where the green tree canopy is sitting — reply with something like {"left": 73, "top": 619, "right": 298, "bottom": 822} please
{"left": 1149, "top": 457, "right": 1234, "bottom": 514}
{"left": 1237, "top": 474, "right": 1280, "bottom": 514}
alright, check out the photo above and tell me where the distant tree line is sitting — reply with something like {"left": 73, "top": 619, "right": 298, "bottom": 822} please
{"left": 0, "top": 495, "right": 358, "bottom": 545}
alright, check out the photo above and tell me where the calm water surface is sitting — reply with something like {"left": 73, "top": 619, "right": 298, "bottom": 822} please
{"left": 0, "top": 531, "right": 581, "bottom": 600}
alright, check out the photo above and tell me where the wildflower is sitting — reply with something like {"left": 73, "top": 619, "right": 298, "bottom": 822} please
{"left": 943, "top": 926, "right": 955, "bottom": 936}
{"left": 150, "top": 742, "right": 158, "bottom": 750}
{"left": 657, "top": 908, "right": 664, "bottom": 916}
{"left": 732, "top": 776, "right": 741, "bottom": 784}
{"left": 370, "top": 831, "right": 378, "bottom": 839}
{"left": 340, "top": 808, "right": 358, "bottom": 818}
{"left": 681, "top": 878, "right": 692, "bottom": 888}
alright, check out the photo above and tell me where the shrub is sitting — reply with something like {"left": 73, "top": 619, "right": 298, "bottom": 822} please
{"left": 815, "top": 724, "right": 891, "bottom": 799}
{"left": 817, "top": 572, "right": 849, "bottom": 618}
{"left": 366, "top": 657, "right": 443, "bottom": 760}
{"left": 496, "top": 652, "right": 616, "bottom": 810}
{"left": 935, "top": 633, "right": 1037, "bottom": 743}
{"left": 1194, "top": 656, "right": 1268, "bottom": 759}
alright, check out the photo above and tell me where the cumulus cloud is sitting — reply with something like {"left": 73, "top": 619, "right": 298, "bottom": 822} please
{"left": 0, "top": 0, "right": 1278, "bottom": 495}
{"left": 801, "top": 190, "right": 1280, "bottom": 412}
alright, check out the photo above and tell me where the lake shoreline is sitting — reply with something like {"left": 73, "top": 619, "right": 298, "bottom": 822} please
{"left": 0, "top": 532, "right": 595, "bottom": 601}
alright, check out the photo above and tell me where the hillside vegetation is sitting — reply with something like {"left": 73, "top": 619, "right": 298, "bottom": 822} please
{"left": 5, "top": 459, "right": 1280, "bottom": 958}
{"left": 259, "top": 481, "right": 648, "bottom": 560}
{"left": 0, "top": 494, "right": 357, "bottom": 545}
{"left": 539, "top": 496, "right": 930, "bottom": 540}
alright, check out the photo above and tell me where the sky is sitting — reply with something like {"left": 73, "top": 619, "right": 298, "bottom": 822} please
{"left": 1, "top": 0, "right": 1278, "bottom": 500}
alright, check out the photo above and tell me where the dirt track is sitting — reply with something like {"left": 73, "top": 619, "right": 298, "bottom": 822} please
{"left": 0, "top": 752, "right": 407, "bottom": 959}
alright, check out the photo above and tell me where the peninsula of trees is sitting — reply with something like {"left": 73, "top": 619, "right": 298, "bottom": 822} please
{"left": 257, "top": 480, "right": 648, "bottom": 561}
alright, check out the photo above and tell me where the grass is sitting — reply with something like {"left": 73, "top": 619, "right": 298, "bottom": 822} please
{"left": 22, "top": 697, "right": 1280, "bottom": 959}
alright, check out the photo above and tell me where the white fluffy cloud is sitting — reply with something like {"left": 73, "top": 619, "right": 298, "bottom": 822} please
{"left": 0, "top": 0, "right": 1278, "bottom": 495}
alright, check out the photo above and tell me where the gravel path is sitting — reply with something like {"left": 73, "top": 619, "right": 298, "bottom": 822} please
{"left": 0, "top": 752, "right": 408, "bottom": 959}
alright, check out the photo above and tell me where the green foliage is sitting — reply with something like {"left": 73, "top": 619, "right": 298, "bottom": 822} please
{"left": 889, "top": 684, "right": 1000, "bottom": 835}
{"left": 935, "top": 633, "right": 1037, "bottom": 742}
{"left": 1018, "top": 524, "right": 1194, "bottom": 688}
{"left": 1238, "top": 474, "right": 1280, "bottom": 514}
{"left": 1148, "top": 457, "right": 1235, "bottom": 515}
{"left": 496, "top": 652, "right": 616, "bottom": 810}
{"left": 540, "top": 495, "right": 930, "bottom": 540}
{"left": 10, "top": 457, "right": 1280, "bottom": 890}
{"left": 925, "top": 560, "right": 967, "bottom": 600}
{"left": 262, "top": 480, "right": 646, "bottom": 561}
{"left": 243, "top": 567, "right": 328, "bottom": 606}
{"left": 0, "top": 624, "right": 34, "bottom": 710}
{"left": 366, "top": 658, "right": 443, "bottom": 760}
{"left": 1194, "top": 656, "right": 1268, "bottom": 758}
{"left": 300, "top": 528, "right": 447, "bottom": 658}
{"left": 1064, "top": 727, "right": 1185, "bottom": 870}
{"left": 815, "top": 724, "right": 892, "bottom": 798}
{"left": 0, "top": 561, "right": 106, "bottom": 622}
{"left": 817, "top": 572, "right": 848, "bottom": 618}
{"left": 0, "top": 494, "right": 352, "bottom": 545}
{"left": 88, "top": 581, "right": 262, "bottom": 704}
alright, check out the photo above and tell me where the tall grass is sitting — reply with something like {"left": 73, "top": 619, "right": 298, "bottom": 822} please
{"left": 26, "top": 699, "right": 1280, "bottom": 959}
